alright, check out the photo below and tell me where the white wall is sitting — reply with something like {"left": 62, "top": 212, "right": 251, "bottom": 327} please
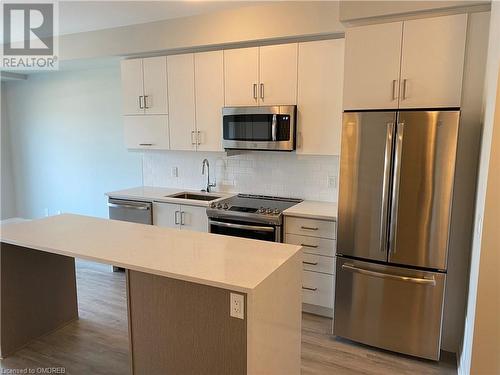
{"left": 2, "top": 66, "right": 143, "bottom": 219}
{"left": 143, "top": 151, "right": 339, "bottom": 202}
{"left": 459, "top": 1, "right": 500, "bottom": 373}
{"left": 1, "top": 83, "right": 17, "bottom": 219}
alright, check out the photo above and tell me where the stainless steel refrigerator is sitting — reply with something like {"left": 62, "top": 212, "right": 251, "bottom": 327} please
{"left": 334, "top": 110, "right": 460, "bottom": 361}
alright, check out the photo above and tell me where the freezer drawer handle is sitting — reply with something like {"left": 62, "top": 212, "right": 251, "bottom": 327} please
{"left": 302, "top": 286, "right": 318, "bottom": 291}
{"left": 342, "top": 264, "right": 436, "bottom": 286}
{"left": 302, "top": 261, "right": 318, "bottom": 266}
{"left": 108, "top": 203, "right": 150, "bottom": 211}
{"left": 300, "top": 226, "right": 318, "bottom": 231}
{"left": 300, "top": 243, "right": 318, "bottom": 249}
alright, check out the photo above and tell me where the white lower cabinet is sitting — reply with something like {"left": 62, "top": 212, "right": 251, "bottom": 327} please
{"left": 123, "top": 115, "right": 169, "bottom": 150}
{"left": 153, "top": 202, "right": 208, "bottom": 232}
{"left": 285, "top": 215, "right": 336, "bottom": 318}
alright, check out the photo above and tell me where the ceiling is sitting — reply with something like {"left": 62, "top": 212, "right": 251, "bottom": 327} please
{"left": 3, "top": 1, "right": 264, "bottom": 42}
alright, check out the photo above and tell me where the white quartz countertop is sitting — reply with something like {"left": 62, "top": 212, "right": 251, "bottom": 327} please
{"left": 0, "top": 214, "right": 301, "bottom": 293}
{"left": 106, "top": 186, "right": 234, "bottom": 207}
{"left": 283, "top": 200, "right": 338, "bottom": 221}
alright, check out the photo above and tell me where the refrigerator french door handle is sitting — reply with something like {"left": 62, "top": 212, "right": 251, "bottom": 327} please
{"left": 389, "top": 122, "right": 405, "bottom": 255}
{"left": 342, "top": 264, "right": 436, "bottom": 286}
{"left": 380, "top": 122, "right": 395, "bottom": 253}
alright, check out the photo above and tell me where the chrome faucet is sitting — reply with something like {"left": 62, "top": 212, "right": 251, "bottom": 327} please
{"left": 201, "top": 159, "right": 216, "bottom": 193}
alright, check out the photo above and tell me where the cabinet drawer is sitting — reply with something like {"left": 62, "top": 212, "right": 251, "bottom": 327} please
{"left": 285, "top": 233, "right": 335, "bottom": 257}
{"left": 302, "top": 270, "right": 334, "bottom": 308}
{"left": 303, "top": 253, "right": 334, "bottom": 275}
{"left": 285, "top": 217, "right": 336, "bottom": 239}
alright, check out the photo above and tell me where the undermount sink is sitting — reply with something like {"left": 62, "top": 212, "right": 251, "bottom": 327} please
{"left": 167, "top": 192, "right": 221, "bottom": 201}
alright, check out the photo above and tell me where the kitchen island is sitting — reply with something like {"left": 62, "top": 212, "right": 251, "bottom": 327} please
{"left": 0, "top": 214, "right": 302, "bottom": 375}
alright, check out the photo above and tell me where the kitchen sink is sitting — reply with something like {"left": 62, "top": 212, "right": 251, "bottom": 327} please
{"left": 167, "top": 192, "right": 221, "bottom": 201}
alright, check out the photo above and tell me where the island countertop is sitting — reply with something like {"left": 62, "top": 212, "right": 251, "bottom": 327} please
{"left": 0, "top": 214, "right": 302, "bottom": 293}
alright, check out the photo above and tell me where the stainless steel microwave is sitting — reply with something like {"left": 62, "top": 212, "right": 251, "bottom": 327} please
{"left": 222, "top": 106, "right": 296, "bottom": 151}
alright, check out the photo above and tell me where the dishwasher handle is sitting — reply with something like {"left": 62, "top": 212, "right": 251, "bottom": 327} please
{"left": 108, "top": 202, "right": 151, "bottom": 211}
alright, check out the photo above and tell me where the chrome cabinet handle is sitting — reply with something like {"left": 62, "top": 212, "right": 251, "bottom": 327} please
{"left": 300, "top": 243, "right": 318, "bottom": 249}
{"left": 253, "top": 84, "right": 258, "bottom": 100}
{"left": 342, "top": 264, "right": 436, "bottom": 286}
{"left": 392, "top": 80, "right": 398, "bottom": 101}
{"left": 191, "top": 131, "right": 196, "bottom": 145}
{"left": 389, "top": 122, "right": 404, "bottom": 255}
{"left": 138, "top": 96, "right": 144, "bottom": 109}
{"left": 174, "top": 210, "right": 180, "bottom": 225}
{"left": 303, "top": 261, "right": 318, "bottom": 266}
{"left": 197, "top": 130, "right": 201, "bottom": 145}
{"left": 380, "top": 122, "right": 395, "bottom": 253}
{"left": 260, "top": 83, "right": 264, "bottom": 100}
{"left": 108, "top": 203, "right": 150, "bottom": 210}
{"left": 301, "top": 226, "right": 318, "bottom": 231}
{"left": 302, "top": 286, "right": 317, "bottom": 291}
{"left": 180, "top": 211, "right": 186, "bottom": 225}
{"left": 144, "top": 95, "right": 150, "bottom": 109}
{"left": 402, "top": 79, "right": 408, "bottom": 100}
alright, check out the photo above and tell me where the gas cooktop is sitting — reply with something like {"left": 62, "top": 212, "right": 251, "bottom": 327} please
{"left": 206, "top": 194, "right": 302, "bottom": 225}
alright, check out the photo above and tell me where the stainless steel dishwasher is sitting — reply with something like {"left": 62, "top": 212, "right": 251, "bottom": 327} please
{"left": 108, "top": 198, "right": 152, "bottom": 271}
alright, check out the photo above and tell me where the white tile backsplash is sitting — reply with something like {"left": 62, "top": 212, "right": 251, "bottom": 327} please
{"left": 142, "top": 151, "right": 339, "bottom": 202}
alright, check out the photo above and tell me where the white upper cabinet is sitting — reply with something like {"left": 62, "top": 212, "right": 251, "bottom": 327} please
{"left": 143, "top": 57, "right": 168, "bottom": 114}
{"left": 399, "top": 14, "right": 467, "bottom": 109}
{"left": 194, "top": 51, "right": 224, "bottom": 152}
{"left": 343, "top": 22, "right": 403, "bottom": 110}
{"left": 259, "top": 43, "right": 298, "bottom": 105}
{"left": 123, "top": 115, "right": 170, "bottom": 150}
{"left": 121, "top": 57, "right": 167, "bottom": 115}
{"left": 167, "top": 54, "right": 197, "bottom": 151}
{"left": 224, "top": 47, "right": 259, "bottom": 106}
{"left": 297, "top": 39, "right": 344, "bottom": 155}
{"left": 343, "top": 14, "right": 467, "bottom": 110}
{"left": 121, "top": 59, "right": 145, "bottom": 115}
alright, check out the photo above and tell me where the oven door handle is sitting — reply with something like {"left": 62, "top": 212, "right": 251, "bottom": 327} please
{"left": 208, "top": 220, "right": 275, "bottom": 232}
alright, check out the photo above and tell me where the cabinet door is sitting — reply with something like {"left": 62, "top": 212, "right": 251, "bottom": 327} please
{"left": 153, "top": 202, "right": 181, "bottom": 229}
{"left": 167, "top": 54, "right": 197, "bottom": 151}
{"left": 143, "top": 57, "right": 168, "bottom": 114}
{"left": 180, "top": 205, "right": 208, "bottom": 232}
{"left": 123, "top": 115, "right": 170, "bottom": 150}
{"left": 224, "top": 47, "right": 259, "bottom": 106}
{"left": 399, "top": 14, "right": 467, "bottom": 109}
{"left": 343, "top": 22, "right": 403, "bottom": 110}
{"left": 194, "top": 51, "right": 224, "bottom": 152}
{"left": 297, "top": 39, "right": 344, "bottom": 155}
{"left": 259, "top": 43, "right": 298, "bottom": 105}
{"left": 121, "top": 59, "right": 144, "bottom": 115}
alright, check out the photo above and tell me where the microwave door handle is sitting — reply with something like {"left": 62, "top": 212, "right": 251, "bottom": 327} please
{"left": 271, "top": 114, "right": 277, "bottom": 141}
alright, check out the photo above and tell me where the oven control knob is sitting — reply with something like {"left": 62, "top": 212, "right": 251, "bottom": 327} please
{"left": 216, "top": 203, "right": 222, "bottom": 209}
{"left": 266, "top": 208, "right": 273, "bottom": 214}
{"left": 274, "top": 208, "right": 280, "bottom": 214}
{"left": 223, "top": 203, "right": 229, "bottom": 210}
{"left": 209, "top": 202, "right": 216, "bottom": 208}
{"left": 259, "top": 207, "right": 266, "bottom": 213}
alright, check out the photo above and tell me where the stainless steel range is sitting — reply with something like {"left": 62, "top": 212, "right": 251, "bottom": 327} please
{"left": 206, "top": 194, "right": 302, "bottom": 242}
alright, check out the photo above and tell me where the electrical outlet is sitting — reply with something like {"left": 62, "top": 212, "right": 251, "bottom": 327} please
{"left": 328, "top": 176, "right": 337, "bottom": 188}
{"left": 230, "top": 293, "right": 244, "bottom": 319}
{"left": 171, "top": 167, "right": 178, "bottom": 178}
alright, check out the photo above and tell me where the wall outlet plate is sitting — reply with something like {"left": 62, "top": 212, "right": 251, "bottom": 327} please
{"left": 230, "top": 293, "right": 244, "bottom": 320}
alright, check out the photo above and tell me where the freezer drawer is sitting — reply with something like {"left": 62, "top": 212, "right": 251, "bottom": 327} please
{"left": 334, "top": 257, "right": 446, "bottom": 360}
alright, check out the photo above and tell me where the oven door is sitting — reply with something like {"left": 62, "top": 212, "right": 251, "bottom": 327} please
{"left": 222, "top": 106, "right": 296, "bottom": 151}
{"left": 209, "top": 219, "right": 280, "bottom": 242}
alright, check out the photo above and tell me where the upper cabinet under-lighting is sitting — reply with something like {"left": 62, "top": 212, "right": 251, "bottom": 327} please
{"left": 343, "top": 14, "right": 467, "bottom": 110}
{"left": 224, "top": 43, "right": 298, "bottom": 106}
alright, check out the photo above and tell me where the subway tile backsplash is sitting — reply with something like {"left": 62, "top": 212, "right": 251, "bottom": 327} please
{"left": 142, "top": 151, "right": 339, "bottom": 202}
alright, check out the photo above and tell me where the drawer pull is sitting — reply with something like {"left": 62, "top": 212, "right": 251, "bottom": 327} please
{"left": 302, "top": 286, "right": 318, "bottom": 291}
{"left": 301, "top": 243, "right": 318, "bottom": 249}
{"left": 301, "top": 226, "right": 318, "bottom": 231}
{"left": 303, "top": 261, "right": 318, "bottom": 266}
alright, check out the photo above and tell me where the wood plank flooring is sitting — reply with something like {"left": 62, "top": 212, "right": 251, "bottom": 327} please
{"left": 0, "top": 260, "right": 456, "bottom": 375}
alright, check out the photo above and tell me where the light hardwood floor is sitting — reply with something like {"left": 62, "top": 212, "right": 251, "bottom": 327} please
{"left": 0, "top": 260, "right": 456, "bottom": 375}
